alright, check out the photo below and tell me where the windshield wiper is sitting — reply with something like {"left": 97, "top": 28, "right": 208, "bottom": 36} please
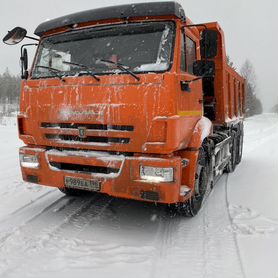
{"left": 36, "top": 65, "right": 65, "bottom": 82}
{"left": 62, "top": 61, "right": 100, "bottom": 81}
{"left": 97, "top": 59, "right": 140, "bottom": 81}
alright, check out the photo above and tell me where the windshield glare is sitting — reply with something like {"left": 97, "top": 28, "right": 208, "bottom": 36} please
{"left": 32, "top": 21, "right": 175, "bottom": 78}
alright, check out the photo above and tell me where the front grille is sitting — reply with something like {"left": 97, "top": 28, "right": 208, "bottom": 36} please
{"left": 46, "top": 147, "right": 134, "bottom": 157}
{"left": 45, "top": 134, "right": 130, "bottom": 144}
{"left": 41, "top": 122, "right": 134, "bottom": 131}
{"left": 41, "top": 122, "right": 133, "bottom": 145}
{"left": 50, "top": 161, "right": 119, "bottom": 175}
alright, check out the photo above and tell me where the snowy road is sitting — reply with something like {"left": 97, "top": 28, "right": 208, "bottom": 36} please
{"left": 0, "top": 114, "right": 277, "bottom": 278}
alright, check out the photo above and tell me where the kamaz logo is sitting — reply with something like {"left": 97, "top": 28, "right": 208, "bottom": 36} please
{"left": 78, "top": 126, "right": 87, "bottom": 138}
{"left": 71, "top": 111, "right": 104, "bottom": 116}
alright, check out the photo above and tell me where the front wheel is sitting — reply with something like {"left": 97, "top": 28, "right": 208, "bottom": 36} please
{"left": 177, "top": 146, "right": 210, "bottom": 217}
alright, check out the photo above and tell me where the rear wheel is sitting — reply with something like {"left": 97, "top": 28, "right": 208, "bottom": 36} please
{"left": 236, "top": 127, "right": 244, "bottom": 164}
{"left": 225, "top": 130, "right": 237, "bottom": 173}
{"left": 177, "top": 146, "right": 210, "bottom": 217}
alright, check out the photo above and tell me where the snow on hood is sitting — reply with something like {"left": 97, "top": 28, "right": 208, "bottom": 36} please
{"left": 134, "top": 62, "right": 168, "bottom": 72}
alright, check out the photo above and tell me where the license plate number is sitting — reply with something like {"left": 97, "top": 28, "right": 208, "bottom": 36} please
{"left": 64, "top": 176, "right": 101, "bottom": 192}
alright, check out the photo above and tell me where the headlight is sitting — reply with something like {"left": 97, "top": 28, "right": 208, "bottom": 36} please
{"left": 140, "top": 166, "right": 174, "bottom": 183}
{"left": 19, "top": 154, "right": 39, "bottom": 169}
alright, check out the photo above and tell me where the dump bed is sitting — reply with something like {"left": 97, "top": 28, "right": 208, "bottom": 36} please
{"left": 199, "top": 22, "right": 245, "bottom": 125}
{"left": 224, "top": 64, "right": 245, "bottom": 122}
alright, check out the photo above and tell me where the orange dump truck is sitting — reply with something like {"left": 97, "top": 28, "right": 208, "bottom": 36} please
{"left": 3, "top": 1, "right": 245, "bottom": 216}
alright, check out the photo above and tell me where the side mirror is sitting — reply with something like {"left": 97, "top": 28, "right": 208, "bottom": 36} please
{"left": 3, "top": 27, "right": 27, "bottom": 45}
{"left": 200, "top": 30, "right": 218, "bottom": 58}
{"left": 193, "top": 60, "right": 215, "bottom": 77}
{"left": 20, "top": 48, "right": 28, "bottom": 79}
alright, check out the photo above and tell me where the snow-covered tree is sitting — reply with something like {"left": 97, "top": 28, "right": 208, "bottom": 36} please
{"left": 270, "top": 103, "right": 278, "bottom": 113}
{"left": 240, "top": 60, "right": 263, "bottom": 116}
{"left": 0, "top": 68, "right": 21, "bottom": 115}
{"left": 226, "top": 55, "right": 237, "bottom": 70}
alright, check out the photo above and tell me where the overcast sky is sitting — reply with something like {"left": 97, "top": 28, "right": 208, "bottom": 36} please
{"left": 0, "top": 0, "right": 277, "bottom": 111}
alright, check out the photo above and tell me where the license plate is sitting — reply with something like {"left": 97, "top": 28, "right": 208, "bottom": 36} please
{"left": 64, "top": 176, "right": 101, "bottom": 192}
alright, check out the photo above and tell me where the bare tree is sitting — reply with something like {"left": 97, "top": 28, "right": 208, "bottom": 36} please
{"left": 240, "top": 59, "right": 263, "bottom": 116}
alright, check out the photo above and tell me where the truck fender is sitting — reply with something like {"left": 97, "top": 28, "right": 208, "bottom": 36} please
{"left": 187, "top": 117, "right": 213, "bottom": 149}
{"left": 178, "top": 117, "right": 212, "bottom": 199}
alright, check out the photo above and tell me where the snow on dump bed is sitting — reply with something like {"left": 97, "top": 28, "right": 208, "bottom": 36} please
{"left": 0, "top": 114, "right": 277, "bottom": 278}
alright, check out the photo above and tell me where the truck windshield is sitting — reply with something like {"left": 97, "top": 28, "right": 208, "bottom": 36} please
{"left": 32, "top": 21, "right": 175, "bottom": 79}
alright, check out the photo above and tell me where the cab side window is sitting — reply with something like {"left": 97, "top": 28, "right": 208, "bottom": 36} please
{"left": 186, "top": 36, "right": 196, "bottom": 75}
{"left": 180, "top": 33, "right": 186, "bottom": 72}
{"left": 180, "top": 33, "right": 197, "bottom": 75}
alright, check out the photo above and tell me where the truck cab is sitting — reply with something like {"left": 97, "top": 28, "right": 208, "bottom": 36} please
{"left": 3, "top": 1, "right": 245, "bottom": 216}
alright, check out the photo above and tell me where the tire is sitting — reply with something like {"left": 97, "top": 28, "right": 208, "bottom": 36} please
{"left": 59, "top": 187, "right": 87, "bottom": 196}
{"left": 177, "top": 146, "right": 210, "bottom": 217}
{"left": 225, "top": 130, "right": 237, "bottom": 173}
{"left": 236, "top": 126, "right": 244, "bottom": 165}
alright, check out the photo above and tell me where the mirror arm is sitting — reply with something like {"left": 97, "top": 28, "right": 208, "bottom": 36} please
{"left": 20, "top": 43, "right": 38, "bottom": 79}
{"left": 20, "top": 43, "right": 38, "bottom": 55}
{"left": 183, "top": 76, "right": 203, "bottom": 84}
{"left": 181, "top": 76, "right": 204, "bottom": 92}
{"left": 25, "top": 35, "right": 39, "bottom": 41}
{"left": 183, "top": 74, "right": 214, "bottom": 84}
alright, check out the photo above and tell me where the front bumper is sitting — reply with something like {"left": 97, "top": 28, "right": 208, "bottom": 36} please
{"left": 19, "top": 146, "right": 185, "bottom": 204}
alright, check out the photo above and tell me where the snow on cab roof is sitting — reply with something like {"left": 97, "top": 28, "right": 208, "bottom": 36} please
{"left": 34, "top": 1, "right": 185, "bottom": 37}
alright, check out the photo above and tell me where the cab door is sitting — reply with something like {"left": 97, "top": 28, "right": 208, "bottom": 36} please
{"left": 177, "top": 29, "right": 203, "bottom": 117}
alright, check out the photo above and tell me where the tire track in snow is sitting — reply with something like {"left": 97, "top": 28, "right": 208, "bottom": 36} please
{"left": 149, "top": 174, "right": 247, "bottom": 278}
{"left": 198, "top": 174, "right": 245, "bottom": 278}
{"left": 0, "top": 194, "right": 91, "bottom": 271}
{"left": 150, "top": 203, "right": 215, "bottom": 278}
{"left": 224, "top": 174, "right": 247, "bottom": 278}
{"left": 2, "top": 190, "right": 173, "bottom": 278}
{"left": 54, "top": 198, "right": 162, "bottom": 274}
{"left": 1, "top": 179, "right": 247, "bottom": 278}
{"left": 150, "top": 207, "right": 180, "bottom": 278}
{"left": 150, "top": 178, "right": 215, "bottom": 277}
{"left": 7, "top": 188, "right": 56, "bottom": 217}
{"left": 0, "top": 189, "right": 63, "bottom": 223}
{"left": 0, "top": 190, "right": 63, "bottom": 245}
{"left": 24, "top": 195, "right": 147, "bottom": 276}
{"left": 0, "top": 193, "right": 113, "bottom": 277}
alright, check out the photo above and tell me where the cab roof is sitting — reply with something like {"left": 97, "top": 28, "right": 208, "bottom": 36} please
{"left": 34, "top": 1, "right": 185, "bottom": 37}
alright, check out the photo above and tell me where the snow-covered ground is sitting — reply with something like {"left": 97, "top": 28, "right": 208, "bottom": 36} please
{"left": 0, "top": 114, "right": 277, "bottom": 278}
